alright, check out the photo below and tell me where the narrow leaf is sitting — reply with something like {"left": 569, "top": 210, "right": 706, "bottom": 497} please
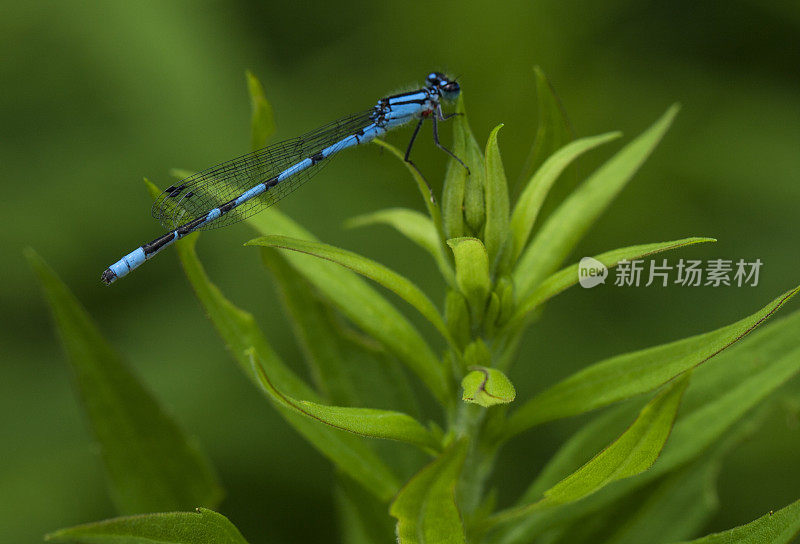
{"left": 543, "top": 374, "right": 689, "bottom": 505}
{"left": 174, "top": 235, "right": 400, "bottom": 500}
{"left": 508, "top": 237, "right": 716, "bottom": 328}
{"left": 491, "top": 375, "right": 689, "bottom": 525}
{"left": 516, "top": 66, "right": 575, "bottom": 189}
{"left": 46, "top": 507, "right": 248, "bottom": 544}
{"left": 250, "top": 350, "right": 440, "bottom": 451}
{"left": 246, "top": 234, "right": 457, "bottom": 352}
{"left": 246, "top": 70, "right": 275, "bottom": 151}
{"left": 505, "top": 285, "right": 799, "bottom": 437}
{"left": 484, "top": 124, "right": 510, "bottom": 269}
{"left": 247, "top": 209, "right": 451, "bottom": 405}
{"left": 514, "top": 105, "right": 680, "bottom": 299}
{"left": 346, "top": 207, "right": 454, "bottom": 284}
{"left": 26, "top": 249, "right": 223, "bottom": 514}
{"left": 390, "top": 440, "right": 469, "bottom": 544}
{"left": 509, "top": 132, "right": 621, "bottom": 262}
{"left": 674, "top": 498, "right": 800, "bottom": 544}
{"left": 448, "top": 237, "right": 491, "bottom": 324}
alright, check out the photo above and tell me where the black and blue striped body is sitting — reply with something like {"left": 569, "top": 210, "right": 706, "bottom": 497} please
{"left": 102, "top": 72, "right": 461, "bottom": 284}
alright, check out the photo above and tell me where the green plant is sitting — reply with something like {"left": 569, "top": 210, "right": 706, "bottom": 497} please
{"left": 30, "top": 69, "right": 800, "bottom": 544}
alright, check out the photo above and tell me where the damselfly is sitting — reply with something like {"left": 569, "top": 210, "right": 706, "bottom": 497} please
{"left": 101, "top": 71, "right": 467, "bottom": 285}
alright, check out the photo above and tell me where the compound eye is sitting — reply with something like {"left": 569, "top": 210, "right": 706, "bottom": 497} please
{"left": 444, "top": 81, "right": 460, "bottom": 93}
{"left": 426, "top": 72, "right": 440, "bottom": 85}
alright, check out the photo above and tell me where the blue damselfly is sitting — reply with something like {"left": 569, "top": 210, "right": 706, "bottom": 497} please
{"left": 101, "top": 72, "right": 466, "bottom": 284}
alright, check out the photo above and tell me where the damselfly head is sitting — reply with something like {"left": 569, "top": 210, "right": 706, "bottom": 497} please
{"left": 425, "top": 71, "right": 460, "bottom": 101}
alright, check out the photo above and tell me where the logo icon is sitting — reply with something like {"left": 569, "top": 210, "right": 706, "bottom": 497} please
{"left": 578, "top": 257, "right": 608, "bottom": 288}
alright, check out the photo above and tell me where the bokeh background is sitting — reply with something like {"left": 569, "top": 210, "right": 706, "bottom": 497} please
{"left": 2, "top": 1, "right": 799, "bottom": 542}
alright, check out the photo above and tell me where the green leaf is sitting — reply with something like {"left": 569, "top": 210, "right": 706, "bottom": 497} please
{"left": 507, "top": 237, "right": 716, "bottom": 328}
{"left": 390, "top": 440, "right": 469, "bottom": 544}
{"left": 490, "top": 313, "right": 800, "bottom": 544}
{"left": 174, "top": 234, "right": 400, "bottom": 500}
{"left": 484, "top": 124, "right": 510, "bottom": 270}
{"left": 246, "top": 209, "right": 451, "bottom": 405}
{"left": 462, "top": 367, "right": 516, "bottom": 407}
{"left": 246, "top": 234, "right": 458, "bottom": 353}
{"left": 246, "top": 70, "right": 275, "bottom": 151}
{"left": 514, "top": 104, "right": 680, "bottom": 299}
{"left": 250, "top": 350, "right": 440, "bottom": 451}
{"left": 505, "top": 285, "right": 799, "bottom": 437}
{"left": 442, "top": 94, "right": 469, "bottom": 239}
{"left": 26, "top": 249, "right": 223, "bottom": 514}
{"left": 491, "top": 375, "right": 689, "bottom": 525}
{"left": 673, "top": 498, "right": 800, "bottom": 544}
{"left": 46, "top": 508, "right": 249, "bottom": 544}
{"left": 346, "top": 207, "right": 454, "bottom": 284}
{"left": 371, "top": 138, "right": 447, "bottom": 246}
{"left": 448, "top": 237, "right": 491, "bottom": 325}
{"left": 516, "top": 66, "right": 575, "bottom": 190}
{"left": 544, "top": 374, "right": 689, "bottom": 505}
{"left": 509, "top": 132, "right": 621, "bottom": 263}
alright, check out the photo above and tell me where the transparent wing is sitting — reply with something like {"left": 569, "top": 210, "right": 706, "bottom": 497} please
{"left": 152, "top": 109, "right": 376, "bottom": 231}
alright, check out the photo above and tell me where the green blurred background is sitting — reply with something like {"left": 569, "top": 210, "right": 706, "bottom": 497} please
{"left": 2, "top": 1, "right": 799, "bottom": 542}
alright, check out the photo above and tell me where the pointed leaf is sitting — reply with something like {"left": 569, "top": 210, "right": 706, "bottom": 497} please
{"left": 448, "top": 237, "right": 491, "bottom": 324}
{"left": 674, "top": 498, "right": 800, "bottom": 544}
{"left": 508, "top": 237, "right": 716, "bottom": 328}
{"left": 543, "top": 374, "right": 689, "bottom": 505}
{"left": 516, "top": 66, "right": 576, "bottom": 189}
{"left": 247, "top": 209, "right": 451, "bottom": 405}
{"left": 491, "top": 375, "right": 689, "bottom": 525}
{"left": 46, "top": 508, "right": 249, "bottom": 544}
{"left": 505, "top": 285, "right": 799, "bottom": 437}
{"left": 462, "top": 367, "right": 516, "bottom": 407}
{"left": 346, "top": 207, "right": 454, "bottom": 284}
{"left": 509, "top": 132, "right": 621, "bottom": 262}
{"left": 250, "top": 350, "right": 440, "bottom": 451}
{"left": 514, "top": 105, "right": 680, "bottom": 299}
{"left": 246, "top": 70, "right": 275, "bottom": 151}
{"left": 26, "top": 249, "right": 223, "bottom": 514}
{"left": 174, "top": 235, "right": 400, "bottom": 500}
{"left": 390, "top": 440, "right": 469, "bottom": 544}
{"left": 484, "top": 124, "right": 510, "bottom": 269}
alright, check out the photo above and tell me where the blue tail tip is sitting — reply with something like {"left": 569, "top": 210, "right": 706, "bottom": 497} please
{"left": 101, "top": 268, "right": 117, "bottom": 285}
